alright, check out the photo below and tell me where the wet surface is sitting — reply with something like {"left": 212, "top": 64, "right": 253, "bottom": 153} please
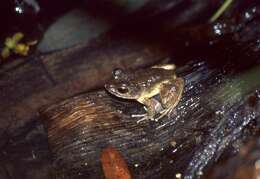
{"left": 0, "top": 1, "right": 260, "bottom": 179}
{"left": 41, "top": 61, "right": 260, "bottom": 179}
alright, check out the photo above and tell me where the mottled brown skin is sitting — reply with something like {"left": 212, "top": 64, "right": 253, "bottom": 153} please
{"left": 105, "top": 64, "right": 184, "bottom": 121}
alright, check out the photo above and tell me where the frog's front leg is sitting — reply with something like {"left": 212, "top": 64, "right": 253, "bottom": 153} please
{"left": 155, "top": 77, "right": 184, "bottom": 121}
{"left": 132, "top": 97, "right": 163, "bottom": 122}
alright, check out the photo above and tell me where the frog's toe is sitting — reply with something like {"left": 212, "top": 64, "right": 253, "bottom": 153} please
{"left": 132, "top": 113, "right": 148, "bottom": 123}
{"left": 159, "top": 109, "right": 167, "bottom": 114}
{"left": 154, "top": 109, "right": 171, "bottom": 121}
{"left": 132, "top": 114, "right": 155, "bottom": 123}
{"left": 153, "top": 115, "right": 164, "bottom": 122}
{"left": 131, "top": 113, "right": 147, "bottom": 117}
{"left": 136, "top": 116, "right": 150, "bottom": 123}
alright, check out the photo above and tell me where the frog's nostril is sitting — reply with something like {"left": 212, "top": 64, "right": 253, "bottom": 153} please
{"left": 105, "top": 84, "right": 113, "bottom": 90}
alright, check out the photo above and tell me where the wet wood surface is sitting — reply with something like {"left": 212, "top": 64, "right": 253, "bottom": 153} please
{"left": 40, "top": 61, "right": 260, "bottom": 178}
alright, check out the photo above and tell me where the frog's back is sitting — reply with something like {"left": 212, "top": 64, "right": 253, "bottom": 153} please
{"left": 131, "top": 68, "right": 174, "bottom": 85}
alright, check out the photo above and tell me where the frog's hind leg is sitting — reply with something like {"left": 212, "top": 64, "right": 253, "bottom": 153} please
{"left": 151, "top": 64, "right": 176, "bottom": 70}
{"left": 153, "top": 107, "right": 173, "bottom": 121}
{"left": 154, "top": 78, "right": 184, "bottom": 121}
{"left": 132, "top": 98, "right": 163, "bottom": 123}
{"left": 160, "top": 78, "right": 184, "bottom": 107}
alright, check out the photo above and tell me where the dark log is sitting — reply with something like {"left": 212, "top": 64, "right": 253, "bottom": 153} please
{"left": 204, "top": 134, "right": 260, "bottom": 179}
{"left": 40, "top": 61, "right": 260, "bottom": 179}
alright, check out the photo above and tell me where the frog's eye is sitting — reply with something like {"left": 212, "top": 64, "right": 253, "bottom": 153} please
{"left": 117, "top": 85, "right": 129, "bottom": 94}
{"left": 112, "top": 68, "right": 124, "bottom": 79}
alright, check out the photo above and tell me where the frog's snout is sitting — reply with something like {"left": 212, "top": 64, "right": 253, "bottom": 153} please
{"left": 105, "top": 84, "right": 115, "bottom": 92}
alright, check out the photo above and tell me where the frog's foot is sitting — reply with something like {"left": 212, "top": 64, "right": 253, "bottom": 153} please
{"left": 133, "top": 112, "right": 164, "bottom": 123}
{"left": 136, "top": 116, "right": 150, "bottom": 123}
{"left": 153, "top": 114, "right": 165, "bottom": 122}
{"left": 153, "top": 107, "right": 173, "bottom": 121}
{"left": 131, "top": 113, "right": 147, "bottom": 118}
{"left": 131, "top": 113, "right": 155, "bottom": 123}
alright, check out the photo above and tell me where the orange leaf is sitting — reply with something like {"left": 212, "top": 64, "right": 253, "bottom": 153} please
{"left": 101, "top": 147, "right": 132, "bottom": 179}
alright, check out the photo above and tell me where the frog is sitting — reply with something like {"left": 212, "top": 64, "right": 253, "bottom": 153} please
{"left": 105, "top": 64, "right": 184, "bottom": 122}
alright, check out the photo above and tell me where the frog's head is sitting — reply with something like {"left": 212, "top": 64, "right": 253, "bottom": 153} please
{"left": 105, "top": 68, "right": 141, "bottom": 99}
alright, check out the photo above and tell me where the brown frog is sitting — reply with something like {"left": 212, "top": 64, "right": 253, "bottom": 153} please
{"left": 105, "top": 64, "right": 184, "bottom": 122}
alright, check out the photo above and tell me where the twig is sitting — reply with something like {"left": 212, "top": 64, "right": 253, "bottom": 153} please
{"left": 209, "top": 0, "right": 234, "bottom": 23}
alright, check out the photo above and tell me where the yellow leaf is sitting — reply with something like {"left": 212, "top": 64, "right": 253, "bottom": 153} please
{"left": 12, "top": 32, "right": 24, "bottom": 43}
{"left": 1, "top": 47, "right": 10, "bottom": 59}
{"left": 14, "top": 43, "right": 30, "bottom": 56}
{"left": 5, "top": 37, "right": 16, "bottom": 49}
